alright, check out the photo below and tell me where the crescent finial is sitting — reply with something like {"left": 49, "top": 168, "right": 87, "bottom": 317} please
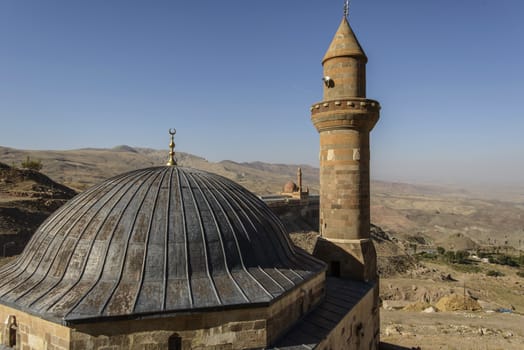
{"left": 166, "top": 128, "right": 177, "bottom": 166}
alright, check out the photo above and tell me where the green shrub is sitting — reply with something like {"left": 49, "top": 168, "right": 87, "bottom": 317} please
{"left": 416, "top": 252, "right": 437, "bottom": 260}
{"left": 20, "top": 156, "right": 43, "bottom": 171}
{"left": 443, "top": 250, "right": 470, "bottom": 264}
{"left": 451, "top": 264, "right": 481, "bottom": 273}
{"left": 486, "top": 270, "right": 504, "bottom": 277}
{"left": 455, "top": 250, "right": 469, "bottom": 264}
{"left": 488, "top": 254, "right": 520, "bottom": 267}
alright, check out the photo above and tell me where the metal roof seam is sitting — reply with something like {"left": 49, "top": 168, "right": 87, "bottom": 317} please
{"left": 192, "top": 172, "right": 249, "bottom": 303}
{"left": 180, "top": 169, "right": 221, "bottom": 305}
{"left": 0, "top": 169, "right": 141, "bottom": 301}
{"left": 98, "top": 169, "right": 162, "bottom": 315}
{"left": 63, "top": 168, "right": 157, "bottom": 318}
{"left": 39, "top": 170, "right": 154, "bottom": 314}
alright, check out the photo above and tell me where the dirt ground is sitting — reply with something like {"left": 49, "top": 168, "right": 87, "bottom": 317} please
{"left": 381, "top": 309, "right": 524, "bottom": 350}
{"left": 379, "top": 258, "right": 524, "bottom": 350}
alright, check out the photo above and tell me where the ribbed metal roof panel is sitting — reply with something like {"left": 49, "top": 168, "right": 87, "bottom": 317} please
{"left": 0, "top": 167, "right": 325, "bottom": 324}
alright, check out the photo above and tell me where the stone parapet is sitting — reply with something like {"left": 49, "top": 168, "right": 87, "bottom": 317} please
{"left": 271, "top": 278, "right": 380, "bottom": 350}
{"left": 311, "top": 98, "right": 380, "bottom": 132}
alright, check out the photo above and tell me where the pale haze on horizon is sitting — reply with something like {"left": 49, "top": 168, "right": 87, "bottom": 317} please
{"left": 1, "top": 1, "right": 523, "bottom": 188}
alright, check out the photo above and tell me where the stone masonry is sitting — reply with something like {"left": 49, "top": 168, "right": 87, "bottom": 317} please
{"left": 311, "top": 16, "right": 381, "bottom": 282}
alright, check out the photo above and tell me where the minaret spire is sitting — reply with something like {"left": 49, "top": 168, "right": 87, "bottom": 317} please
{"left": 297, "top": 167, "right": 302, "bottom": 193}
{"left": 344, "top": 0, "right": 350, "bottom": 18}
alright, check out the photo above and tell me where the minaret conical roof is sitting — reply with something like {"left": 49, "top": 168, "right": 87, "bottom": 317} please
{"left": 322, "top": 16, "right": 367, "bottom": 64}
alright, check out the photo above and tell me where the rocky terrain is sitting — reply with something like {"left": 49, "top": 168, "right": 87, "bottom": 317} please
{"left": 289, "top": 229, "right": 524, "bottom": 349}
{"left": 371, "top": 181, "right": 524, "bottom": 251}
{"left": 0, "top": 162, "right": 77, "bottom": 255}
{"left": 379, "top": 257, "right": 524, "bottom": 349}
{"left": 381, "top": 310, "right": 524, "bottom": 350}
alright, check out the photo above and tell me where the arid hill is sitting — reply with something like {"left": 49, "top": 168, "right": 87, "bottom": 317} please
{"left": 0, "top": 162, "right": 77, "bottom": 255}
{"left": 370, "top": 183, "right": 524, "bottom": 250}
{"left": 0, "top": 145, "right": 319, "bottom": 195}
{"left": 2, "top": 145, "right": 524, "bottom": 250}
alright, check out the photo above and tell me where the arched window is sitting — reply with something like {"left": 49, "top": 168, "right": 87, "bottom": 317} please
{"left": 3, "top": 315, "right": 17, "bottom": 347}
{"left": 168, "top": 333, "right": 182, "bottom": 350}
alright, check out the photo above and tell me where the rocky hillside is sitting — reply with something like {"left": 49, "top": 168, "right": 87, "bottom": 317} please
{"left": 0, "top": 146, "right": 319, "bottom": 194}
{"left": 0, "top": 162, "right": 77, "bottom": 255}
{"left": 2, "top": 145, "right": 524, "bottom": 252}
{"left": 371, "top": 183, "right": 524, "bottom": 250}
{"left": 288, "top": 225, "right": 415, "bottom": 279}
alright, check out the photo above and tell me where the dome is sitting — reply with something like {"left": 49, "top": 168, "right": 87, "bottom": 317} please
{"left": 283, "top": 181, "right": 298, "bottom": 193}
{"left": 0, "top": 166, "right": 324, "bottom": 324}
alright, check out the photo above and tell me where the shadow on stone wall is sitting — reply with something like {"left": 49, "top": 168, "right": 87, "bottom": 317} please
{"left": 265, "top": 197, "right": 319, "bottom": 233}
{"left": 380, "top": 342, "right": 420, "bottom": 350}
{"left": 313, "top": 237, "right": 377, "bottom": 282}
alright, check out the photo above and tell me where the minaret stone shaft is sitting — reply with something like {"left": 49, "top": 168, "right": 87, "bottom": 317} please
{"left": 297, "top": 167, "right": 302, "bottom": 193}
{"left": 311, "top": 15, "right": 380, "bottom": 282}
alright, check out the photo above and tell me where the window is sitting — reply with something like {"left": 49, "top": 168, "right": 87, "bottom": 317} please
{"left": 4, "top": 315, "right": 17, "bottom": 347}
{"left": 331, "top": 261, "right": 341, "bottom": 277}
{"left": 168, "top": 334, "right": 182, "bottom": 350}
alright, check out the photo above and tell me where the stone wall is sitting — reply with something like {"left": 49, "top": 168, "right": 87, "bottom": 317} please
{"left": 70, "top": 273, "right": 325, "bottom": 349}
{"left": 317, "top": 128, "right": 371, "bottom": 241}
{"left": 264, "top": 196, "right": 319, "bottom": 232}
{"left": 0, "top": 271, "right": 325, "bottom": 350}
{"left": 267, "top": 272, "right": 325, "bottom": 345}
{"left": 316, "top": 282, "right": 379, "bottom": 350}
{"left": 323, "top": 57, "right": 366, "bottom": 100}
{"left": 0, "top": 304, "right": 70, "bottom": 350}
{"left": 70, "top": 312, "right": 267, "bottom": 350}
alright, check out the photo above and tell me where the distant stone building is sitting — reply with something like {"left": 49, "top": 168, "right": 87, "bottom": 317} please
{"left": 281, "top": 168, "right": 309, "bottom": 200}
{"left": 0, "top": 7, "right": 381, "bottom": 350}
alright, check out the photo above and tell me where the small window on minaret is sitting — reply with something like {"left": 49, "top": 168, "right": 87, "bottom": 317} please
{"left": 331, "top": 261, "right": 341, "bottom": 277}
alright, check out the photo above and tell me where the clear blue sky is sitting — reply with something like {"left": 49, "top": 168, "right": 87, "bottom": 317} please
{"left": 1, "top": 1, "right": 523, "bottom": 186}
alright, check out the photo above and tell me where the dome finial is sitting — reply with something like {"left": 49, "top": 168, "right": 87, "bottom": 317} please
{"left": 344, "top": 0, "right": 350, "bottom": 18}
{"left": 166, "top": 128, "right": 177, "bottom": 166}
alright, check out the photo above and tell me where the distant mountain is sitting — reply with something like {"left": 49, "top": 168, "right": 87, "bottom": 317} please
{"left": 0, "top": 146, "right": 319, "bottom": 194}
{"left": 1, "top": 145, "right": 523, "bottom": 249}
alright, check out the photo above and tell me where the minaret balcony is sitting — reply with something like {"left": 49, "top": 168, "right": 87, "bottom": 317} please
{"left": 311, "top": 98, "right": 380, "bottom": 132}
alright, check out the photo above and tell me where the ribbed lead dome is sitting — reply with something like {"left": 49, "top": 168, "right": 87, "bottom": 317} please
{"left": 0, "top": 166, "right": 324, "bottom": 324}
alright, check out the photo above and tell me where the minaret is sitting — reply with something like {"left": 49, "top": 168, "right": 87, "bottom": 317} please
{"left": 297, "top": 167, "right": 302, "bottom": 194}
{"left": 311, "top": 8, "right": 380, "bottom": 282}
